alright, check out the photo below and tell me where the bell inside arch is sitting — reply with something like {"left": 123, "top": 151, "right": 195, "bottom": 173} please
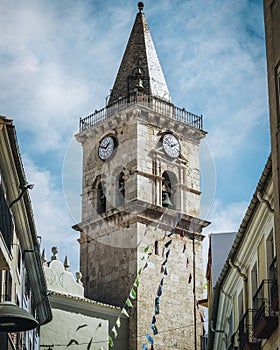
{"left": 162, "top": 192, "right": 173, "bottom": 208}
{"left": 136, "top": 78, "right": 145, "bottom": 92}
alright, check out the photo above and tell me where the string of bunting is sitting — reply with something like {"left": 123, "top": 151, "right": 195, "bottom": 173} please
{"left": 103, "top": 224, "right": 157, "bottom": 349}
{"left": 102, "top": 212, "right": 204, "bottom": 349}
{"left": 141, "top": 213, "right": 183, "bottom": 350}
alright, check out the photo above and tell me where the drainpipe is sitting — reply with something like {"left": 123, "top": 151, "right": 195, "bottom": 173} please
{"left": 229, "top": 259, "right": 248, "bottom": 311}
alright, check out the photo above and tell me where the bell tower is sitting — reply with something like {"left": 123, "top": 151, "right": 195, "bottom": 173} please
{"left": 74, "top": 3, "right": 210, "bottom": 349}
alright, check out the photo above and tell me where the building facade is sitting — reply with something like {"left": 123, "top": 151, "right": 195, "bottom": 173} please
{"left": 0, "top": 116, "right": 52, "bottom": 350}
{"left": 263, "top": 0, "right": 280, "bottom": 343}
{"left": 40, "top": 247, "right": 128, "bottom": 350}
{"left": 207, "top": 156, "right": 278, "bottom": 350}
{"left": 73, "top": 4, "right": 209, "bottom": 350}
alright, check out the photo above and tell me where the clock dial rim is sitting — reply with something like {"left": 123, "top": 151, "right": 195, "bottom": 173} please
{"left": 98, "top": 135, "right": 116, "bottom": 160}
{"left": 162, "top": 133, "right": 181, "bottom": 158}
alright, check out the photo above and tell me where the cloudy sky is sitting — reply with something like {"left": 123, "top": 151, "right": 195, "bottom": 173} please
{"left": 0, "top": 0, "right": 269, "bottom": 273}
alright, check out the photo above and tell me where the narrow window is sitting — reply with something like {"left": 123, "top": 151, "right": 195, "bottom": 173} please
{"left": 117, "top": 172, "right": 125, "bottom": 205}
{"left": 155, "top": 241, "right": 159, "bottom": 256}
{"left": 251, "top": 263, "right": 258, "bottom": 302}
{"left": 97, "top": 181, "right": 106, "bottom": 214}
{"left": 266, "top": 229, "right": 276, "bottom": 279}
{"left": 238, "top": 290, "right": 244, "bottom": 320}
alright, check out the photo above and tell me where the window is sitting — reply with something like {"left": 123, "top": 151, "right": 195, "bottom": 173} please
{"left": 155, "top": 241, "right": 159, "bottom": 256}
{"left": 117, "top": 172, "right": 125, "bottom": 205}
{"left": 97, "top": 181, "right": 106, "bottom": 214}
{"left": 266, "top": 229, "right": 276, "bottom": 279}
{"left": 251, "top": 263, "right": 258, "bottom": 301}
{"left": 0, "top": 184, "right": 13, "bottom": 251}
{"left": 238, "top": 290, "right": 244, "bottom": 320}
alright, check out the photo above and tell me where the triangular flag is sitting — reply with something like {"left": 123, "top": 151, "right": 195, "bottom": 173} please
{"left": 142, "top": 344, "right": 148, "bottom": 350}
{"left": 147, "top": 334, "right": 154, "bottom": 344}
{"left": 155, "top": 304, "right": 159, "bottom": 315}
{"left": 166, "top": 249, "right": 170, "bottom": 259}
{"left": 121, "top": 308, "right": 130, "bottom": 318}
{"left": 112, "top": 326, "right": 118, "bottom": 338}
{"left": 116, "top": 317, "right": 121, "bottom": 328}
{"left": 157, "top": 286, "right": 162, "bottom": 297}
{"left": 152, "top": 315, "right": 156, "bottom": 324}
{"left": 186, "top": 257, "right": 189, "bottom": 268}
{"left": 134, "top": 277, "right": 140, "bottom": 287}
{"left": 183, "top": 243, "right": 186, "bottom": 253}
{"left": 108, "top": 336, "right": 114, "bottom": 348}
{"left": 144, "top": 245, "right": 150, "bottom": 253}
{"left": 164, "top": 240, "right": 172, "bottom": 248}
{"left": 150, "top": 324, "right": 158, "bottom": 335}
{"left": 168, "top": 229, "right": 175, "bottom": 237}
{"left": 164, "top": 267, "right": 168, "bottom": 275}
{"left": 160, "top": 278, "right": 164, "bottom": 286}
{"left": 130, "top": 288, "right": 137, "bottom": 299}
{"left": 188, "top": 273, "right": 192, "bottom": 284}
{"left": 126, "top": 298, "right": 133, "bottom": 307}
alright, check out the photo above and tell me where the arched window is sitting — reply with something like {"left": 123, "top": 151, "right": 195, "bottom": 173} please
{"left": 117, "top": 172, "right": 125, "bottom": 205}
{"left": 97, "top": 181, "right": 106, "bottom": 214}
{"left": 162, "top": 171, "right": 173, "bottom": 208}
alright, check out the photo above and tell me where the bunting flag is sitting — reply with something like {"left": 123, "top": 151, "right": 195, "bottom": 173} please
{"left": 112, "top": 326, "right": 118, "bottom": 338}
{"left": 142, "top": 344, "right": 148, "bottom": 350}
{"left": 150, "top": 324, "right": 158, "bottom": 335}
{"left": 121, "top": 308, "right": 129, "bottom": 318}
{"left": 126, "top": 298, "right": 133, "bottom": 307}
{"left": 188, "top": 273, "right": 192, "bottom": 284}
{"left": 183, "top": 242, "right": 187, "bottom": 253}
{"left": 147, "top": 334, "right": 154, "bottom": 344}
{"left": 164, "top": 240, "right": 172, "bottom": 248}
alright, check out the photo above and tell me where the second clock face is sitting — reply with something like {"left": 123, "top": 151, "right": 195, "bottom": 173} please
{"left": 98, "top": 136, "right": 116, "bottom": 160}
{"left": 162, "top": 133, "right": 180, "bottom": 158}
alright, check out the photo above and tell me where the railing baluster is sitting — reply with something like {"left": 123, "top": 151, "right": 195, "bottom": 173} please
{"left": 79, "top": 93, "right": 204, "bottom": 132}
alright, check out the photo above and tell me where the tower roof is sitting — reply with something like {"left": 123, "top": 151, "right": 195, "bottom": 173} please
{"left": 108, "top": 2, "right": 171, "bottom": 105}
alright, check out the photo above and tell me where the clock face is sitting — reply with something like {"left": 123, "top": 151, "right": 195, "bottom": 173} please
{"left": 98, "top": 136, "right": 116, "bottom": 160}
{"left": 162, "top": 133, "right": 180, "bottom": 158}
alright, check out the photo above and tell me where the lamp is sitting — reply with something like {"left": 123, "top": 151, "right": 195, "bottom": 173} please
{"left": 0, "top": 302, "right": 38, "bottom": 332}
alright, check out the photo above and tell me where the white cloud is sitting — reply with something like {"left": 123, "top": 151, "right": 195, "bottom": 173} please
{"left": 204, "top": 200, "right": 249, "bottom": 234}
{"left": 22, "top": 154, "right": 80, "bottom": 272}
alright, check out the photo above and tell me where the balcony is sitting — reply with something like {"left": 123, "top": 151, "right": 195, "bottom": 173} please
{"left": 238, "top": 309, "right": 261, "bottom": 350}
{"left": 252, "top": 279, "right": 278, "bottom": 339}
{"left": 79, "top": 92, "right": 203, "bottom": 132}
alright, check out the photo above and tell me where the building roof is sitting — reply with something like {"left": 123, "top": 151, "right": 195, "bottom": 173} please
{"left": 0, "top": 116, "right": 52, "bottom": 325}
{"left": 207, "top": 154, "right": 272, "bottom": 349}
{"left": 108, "top": 3, "right": 171, "bottom": 105}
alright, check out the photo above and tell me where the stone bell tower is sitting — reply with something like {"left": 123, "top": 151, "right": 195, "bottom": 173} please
{"left": 74, "top": 3, "right": 210, "bottom": 350}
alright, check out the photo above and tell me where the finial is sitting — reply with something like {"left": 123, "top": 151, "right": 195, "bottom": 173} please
{"left": 64, "top": 256, "right": 71, "bottom": 271}
{"left": 51, "top": 246, "right": 58, "bottom": 260}
{"left": 138, "top": 2, "right": 144, "bottom": 12}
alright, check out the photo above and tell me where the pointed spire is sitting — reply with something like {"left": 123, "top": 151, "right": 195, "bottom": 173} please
{"left": 41, "top": 248, "right": 48, "bottom": 266}
{"left": 108, "top": 2, "right": 171, "bottom": 105}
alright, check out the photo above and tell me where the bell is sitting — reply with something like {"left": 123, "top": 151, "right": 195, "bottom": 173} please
{"left": 162, "top": 192, "right": 173, "bottom": 208}
{"left": 0, "top": 302, "right": 39, "bottom": 332}
{"left": 136, "top": 78, "right": 145, "bottom": 92}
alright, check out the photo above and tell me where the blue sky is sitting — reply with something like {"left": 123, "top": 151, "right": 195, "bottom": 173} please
{"left": 0, "top": 0, "right": 270, "bottom": 273}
